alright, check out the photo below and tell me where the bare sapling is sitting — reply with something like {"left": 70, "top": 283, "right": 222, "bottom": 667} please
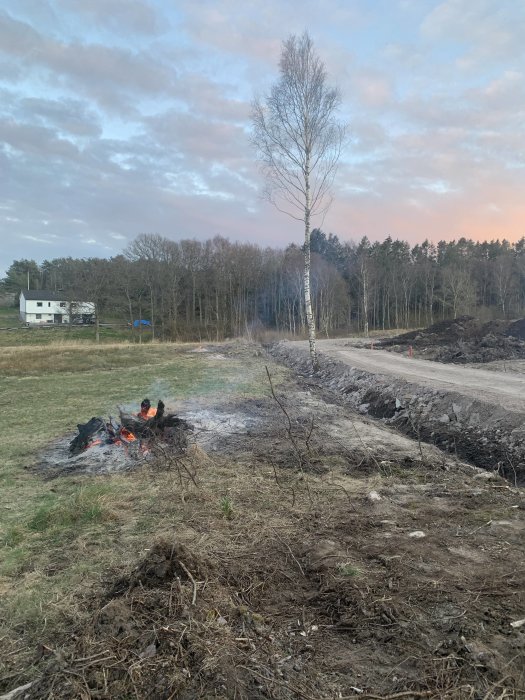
{"left": 252, "top": 32, "right": 345, "bottom": 369}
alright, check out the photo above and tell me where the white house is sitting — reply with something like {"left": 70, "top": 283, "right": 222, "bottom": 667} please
{"left": 19, "top": 290, "right": 95, "bottom": 325}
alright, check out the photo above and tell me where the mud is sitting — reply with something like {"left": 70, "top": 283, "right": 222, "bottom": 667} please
{"left": 270, "top": 341, "right": 525, "bottom": 485}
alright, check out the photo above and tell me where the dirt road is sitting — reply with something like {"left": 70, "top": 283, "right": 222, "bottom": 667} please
{"left": 296, "top": 339, "right": 525, "bottom": 413}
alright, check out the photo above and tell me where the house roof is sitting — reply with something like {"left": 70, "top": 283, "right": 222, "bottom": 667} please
{"left": 22, "top": 290, "right": 73, "bottom": 301}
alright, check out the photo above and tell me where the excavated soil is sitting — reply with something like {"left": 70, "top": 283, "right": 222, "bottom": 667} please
{"left": 381, "top": 316, "right": 525, "bottom": 364}
{"left": 270, "top": 342, "right": 525, "bottom": 485}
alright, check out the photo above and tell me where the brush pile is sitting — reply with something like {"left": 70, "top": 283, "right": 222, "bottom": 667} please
{"left": 69, "top": 400, "right": 193, "bottom": 456}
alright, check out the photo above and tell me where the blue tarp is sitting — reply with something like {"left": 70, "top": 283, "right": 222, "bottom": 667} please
{"left": 133, "top": 319, "right": 152, "bottom": 328}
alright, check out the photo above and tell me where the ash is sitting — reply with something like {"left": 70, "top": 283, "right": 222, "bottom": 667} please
{"left": 37, "top": 434, "right": 148, "bottom": 478}
{"left": 37, "top": 406, "right": 257, "bottom": 477}
{"left": 177, "top": 408, "right": 255, "bottom": 450}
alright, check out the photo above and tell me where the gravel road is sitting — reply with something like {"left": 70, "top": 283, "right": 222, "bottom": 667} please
{"left": 296, "top": 339, "right": 525, "bottom": 413}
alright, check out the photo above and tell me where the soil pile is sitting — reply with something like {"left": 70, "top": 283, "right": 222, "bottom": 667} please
{"left": 381, "top": 316, "right": 525, "bottom": 363}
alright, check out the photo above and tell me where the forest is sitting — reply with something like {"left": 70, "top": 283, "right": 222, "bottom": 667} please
{"left": 2, "top": 230, "right": 525, "bottom": 340}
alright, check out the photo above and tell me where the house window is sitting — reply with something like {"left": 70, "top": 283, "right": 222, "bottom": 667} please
{"left": 36, "top": 314, "right": 42, "bottom": 319}
{"left": 37, "top": 302, "right": 42, "bottom": 307}
{"left": 60, "top": 302, "right": 66, "bottom": 308}
{"left": 48, "top": 302, "right": 51, "bottom": 307}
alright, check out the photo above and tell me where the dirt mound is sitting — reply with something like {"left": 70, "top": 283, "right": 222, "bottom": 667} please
{"left": 382, "top": 316, "right": 525, "bottom": 363}
{"left": 507, "top": 318, "right": 525, "bottom": 340}
{"left": 109, "top": 541, "right": 211, "bottom": 596}
{"left": 387, "top": 315, "right": 480, "bottom": 345}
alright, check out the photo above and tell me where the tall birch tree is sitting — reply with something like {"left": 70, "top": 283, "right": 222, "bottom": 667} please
{"left": 251, "top": 31, "right": 345, "bottom": 368}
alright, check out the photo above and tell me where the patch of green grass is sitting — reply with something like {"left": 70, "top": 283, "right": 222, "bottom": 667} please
{"left": 0, "top": 545, "right": 32, "bottom": 576}
{"left": 0, "top": 325, "right": 134, "bottom": 347}
{"left": 0, "top": 305, "right": 19, "bottom": 325}
{"left": 220, "top": 495, "right": 234, "bottom": 520}
{"left": 0, "top": 340, "right": 289, "bottom": 668}
{"left": 0, "top": 343, "right": 268, "bottom": 467}
{"left": 1, "top": 524, "right": 25, "bottom": 548}
{"left": 27, "top": 484, "right": 111, "bottom": 533}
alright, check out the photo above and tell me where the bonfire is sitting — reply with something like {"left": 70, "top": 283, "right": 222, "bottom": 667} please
{"left": 69, "top": 400, "right": 193, "bottom": 456}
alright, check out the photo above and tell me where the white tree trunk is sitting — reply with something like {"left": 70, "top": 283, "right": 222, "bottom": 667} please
{"left": 304, "top": 172, "right": 318, "bottom": 369}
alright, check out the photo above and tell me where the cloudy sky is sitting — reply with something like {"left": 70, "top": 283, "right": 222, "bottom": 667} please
{"left": 1, "top": 0, "right": 524, "bottom": 275}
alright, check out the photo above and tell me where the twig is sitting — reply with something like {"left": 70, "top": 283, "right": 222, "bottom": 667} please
{"left": 481, "top": 675, "right": 512, "bottom": 700}
{"left": 347, "top": 414, "right": 382, "bottom": 471}
{"left": 456, "top": 520, "right": 492, "bottom": 538}
{"left": 265, "top": 365, "right": 305, "bottom": 466}
{"left": 340, "top": 691, "right": 434, "bottom": 700}
{"left": 503, "top": 448, "right": 518, "bottom": 488}
{"left": 0, "top": 682, "right": 34, "bottom": 700}
{"left": 329, "top": 480, "right": 358, "bottom": 512}
{"left": 265, "top": 365, "right": 315, "bottom": 504}
{"left": 270, "top": 458, "right": 296, "bottom": 506}
{"left": 237, "top": 665, "right": 318, "bottom": 700}
{"left": 271, "top": 529, "right": 305, "bottom": 577}
{"left": 179, "top": 562, "right": 197, "bottom": 605}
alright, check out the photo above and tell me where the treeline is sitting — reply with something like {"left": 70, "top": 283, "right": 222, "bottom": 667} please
{"left": 3, "top": 231, "right": 525, "bottom": 339}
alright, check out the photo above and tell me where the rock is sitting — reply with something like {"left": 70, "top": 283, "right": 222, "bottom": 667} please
{"left": 510, "top": 618, "right": 525, "bottom": 629}
{"left": 474, "top": 470, "right": 497, "bottom": 480}
{"left": 368, "top": 490, "right": 381, "bottom": 502}
{"left": 439, "top": 414, "right": 450, "bottom": 424}
{"left": 139, "top": 642, "right": 157, "bottom": 659}
{"left": 408, "top": 530, "right": 426, "bottom": 538}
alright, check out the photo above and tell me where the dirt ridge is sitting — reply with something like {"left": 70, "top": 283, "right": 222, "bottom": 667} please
{"left": 269, "top": 341, "right": 525, "bottom": 485}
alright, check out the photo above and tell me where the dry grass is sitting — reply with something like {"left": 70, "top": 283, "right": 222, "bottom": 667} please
{"left": 5, "top": 445, "right": 523, "bottom": 699}
{"left": 0, "top": 341, "right": 281, "bottom": 659}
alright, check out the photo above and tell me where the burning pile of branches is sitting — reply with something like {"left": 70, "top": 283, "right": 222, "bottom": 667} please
{"left": 69, "top": 400, "right": 193, "bottom": 457}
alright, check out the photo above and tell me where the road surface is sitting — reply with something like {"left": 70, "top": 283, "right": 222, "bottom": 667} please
{"left": 294, "top": 339, "right": 525, "bottom": 413}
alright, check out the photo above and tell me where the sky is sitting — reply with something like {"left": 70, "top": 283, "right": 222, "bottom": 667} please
{"left": 1, "top": 0, "right": 524, "bottom": 276}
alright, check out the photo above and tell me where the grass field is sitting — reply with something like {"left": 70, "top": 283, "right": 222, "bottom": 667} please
{"left": 0, "top": 340, "right": 280, "bottom": 672}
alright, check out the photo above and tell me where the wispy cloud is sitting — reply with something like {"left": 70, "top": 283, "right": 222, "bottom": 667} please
{"left": 1, "top": 0, "right": 524, "bottom": 275}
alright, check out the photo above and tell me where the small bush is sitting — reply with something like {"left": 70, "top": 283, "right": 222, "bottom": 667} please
{"left": 1, "top": 525, "right": 25, "bottom": 548}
